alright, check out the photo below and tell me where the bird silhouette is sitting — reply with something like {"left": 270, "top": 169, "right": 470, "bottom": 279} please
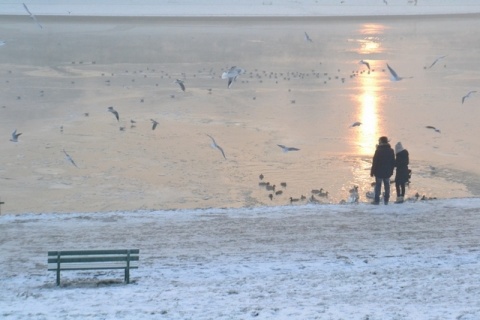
{"left": 462, "top": 90, "right": 476, "bottom": 104}
{"left": 425, "top": 125, "right": 441, "bottom": 133}
{"left": 425, "top": 55, "right": 447, "bottom": 69}
{"left": 108, "top": 106, "right": 119, "bottom": 121}
{"left": 175, "top": 79, "right": 185, "bottom": 92}
{"left": 23, "top": 3, "right": 43, "bottom": 29}
{"left": 151, "top": 119, "right": 159, "bottom": 130}
{"left": 63, "top": 149, "right": 78, "bottom": 168}
{"left": 350, "top": 121, "right": 362, "bottom": 128}
{"left": 206, "top": 134, "right": 227, "bottom": 160}
{"left": 359, "top": 60, "right": 370, "bottom": 73}
{"left": 304, "top": 32, "right": 313, "bottom": 42}
{"left": 277, "top": 144, "right": 300, "bottom": 152}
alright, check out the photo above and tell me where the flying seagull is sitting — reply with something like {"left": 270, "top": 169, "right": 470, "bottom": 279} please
{"left": 10, "top": 129, "right": 22, "bottom": 142}
{"left": 107, "top": 106, "right": 119, "bottom": 121}
{"left": 150, "top": 119, "right": 159, "bottom": 130}
{"left": 23, "top": 3, "right": 43, "bottom": 29}
{"left": 221, "top": 66, "right": 246, "bottom": 88}
{"left": 63, "top": 149, "right": 78, "bottom": 167}
{"left": 350, "top": 121, "right": 362, "bottom": 128}
{"left": 425, "top": 55, "right": 447, "bottom": 69}
{"left": 359, "top": 60, "right": 370, "bottom": 73}
{"left": 462, "top": 90, "right": 476, "bottom": 104}
{"left": 386, "top": 63, "right": 412, "bottom": 81}
{"left": 174, "top": 79, "right": 185, "bottom": 92}
{"left": 277, "top": 144, "right": 300, "bottom": 152}
{"left": 206, "top": 134, "right": 226, "bottom": 160}
{"left": 304, "top": 32, "right": 313, "bottom": 42}
{"left": 425, "top": 125, "right": 441, "bottom": 133}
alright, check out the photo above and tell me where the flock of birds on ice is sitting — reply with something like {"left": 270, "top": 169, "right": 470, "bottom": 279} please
{"left": 4, "top": 3, "right": 476, "bottom": 206}
{"left": 255, "top": 170, "right": 436, "bottom": 205}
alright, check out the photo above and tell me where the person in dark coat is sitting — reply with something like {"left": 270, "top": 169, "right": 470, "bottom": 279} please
{"left": 394, "top": 142, "right": 410, "bottom": 203}
{"left": 370, "top": 136, "right": 395, "bottom": 205}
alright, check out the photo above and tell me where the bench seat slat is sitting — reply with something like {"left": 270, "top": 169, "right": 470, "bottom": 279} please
{"left": 48, "top": 262, "right": 139, "bottom": 271}
{"left": 48, "top": 256, "right": 139, "bottom": 264}
{"left": 48, "top": 249, "right": 139, "bottom": 256}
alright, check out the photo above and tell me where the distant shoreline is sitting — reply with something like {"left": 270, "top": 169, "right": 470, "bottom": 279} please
{"left": 3, "top": 1, "right": 480, "bottom": 17}
{"left": 3, "top": 12, "right": 480, "bottom": 24}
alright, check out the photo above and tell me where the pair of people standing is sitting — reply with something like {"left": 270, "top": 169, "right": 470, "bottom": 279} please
{"left": 370, "top": 136, "right": 409, "bottom": 205}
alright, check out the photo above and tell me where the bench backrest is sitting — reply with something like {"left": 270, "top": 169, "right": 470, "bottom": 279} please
{"left": 48, "top": 249, "right": 139, "bottom": 271}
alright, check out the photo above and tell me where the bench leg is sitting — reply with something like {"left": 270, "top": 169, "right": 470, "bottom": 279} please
{"left": 56, "top": 253, "right": 61, "bottom": 286}
{"left": 125, "top": 268, "right": 130, "bottom": 284}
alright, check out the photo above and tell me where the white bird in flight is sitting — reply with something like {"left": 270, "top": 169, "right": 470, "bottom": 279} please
{"left": 10, "top": 129, "right": 22, "bottom": 142}
{"left": 221, "top": 66, "right": 245, "bottom": 88}
{"left": 23, "top": 3, "right": 43, "bottom": 29}
{"left": 462, "top": 90, "right": 476, "bottom": 104}
{"left": 277, "top": 144, "right": 300, "bottom": 152}
{"left": 386, "top": 63, "right": 412, "bottom": 81}
{"left": 207, "top": 134, "right": 226, "bottom": 160}
{"left": 63, "top": 149, "right": 78, "bottom": 167}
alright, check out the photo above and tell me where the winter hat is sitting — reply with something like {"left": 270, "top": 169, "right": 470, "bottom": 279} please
{"left": 395, "top": 142, "right": 404, "bottom": 154}
{"left": 378, "top": 136, "right": 389, "bottom": 144}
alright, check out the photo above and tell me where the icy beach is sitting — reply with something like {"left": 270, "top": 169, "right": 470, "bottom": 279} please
{"left": 2, "top": 8, "right": 480, "bottom": 213}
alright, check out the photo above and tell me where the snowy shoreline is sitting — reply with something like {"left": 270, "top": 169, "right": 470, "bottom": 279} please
{"left": 3, "top": 0, "right": 480, "bottom": 17}
{"left": 1, "top": 198, "right": 480, "bottom": 319}
{"left": 0, "top": 197, "right": 479, "bottom": 216}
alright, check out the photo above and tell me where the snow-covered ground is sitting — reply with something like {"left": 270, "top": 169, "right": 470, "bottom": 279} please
{"left": 1, "top": 198, "right": 480, "bottom": 319}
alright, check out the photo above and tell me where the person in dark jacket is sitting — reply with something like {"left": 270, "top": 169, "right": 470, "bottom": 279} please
{"left": 394, "top": 142, "right": 410, "bottom": 203}
{"left": 370, "top": 136, "right": 395, "bottom": 205}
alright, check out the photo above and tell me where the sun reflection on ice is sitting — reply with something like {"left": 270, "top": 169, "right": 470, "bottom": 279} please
{"left": 353, "top": 23, "right": 388, "bottom": 156}
{"left": 355, "top": 75, "right": 381, "bottom": 155}
{"left": 356, "top": 24, "right": 388, "bottom": 55}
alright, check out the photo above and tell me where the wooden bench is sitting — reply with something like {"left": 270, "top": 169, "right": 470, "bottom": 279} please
{"left": 48, "top": 249, "right": 139, "bottom": 286}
